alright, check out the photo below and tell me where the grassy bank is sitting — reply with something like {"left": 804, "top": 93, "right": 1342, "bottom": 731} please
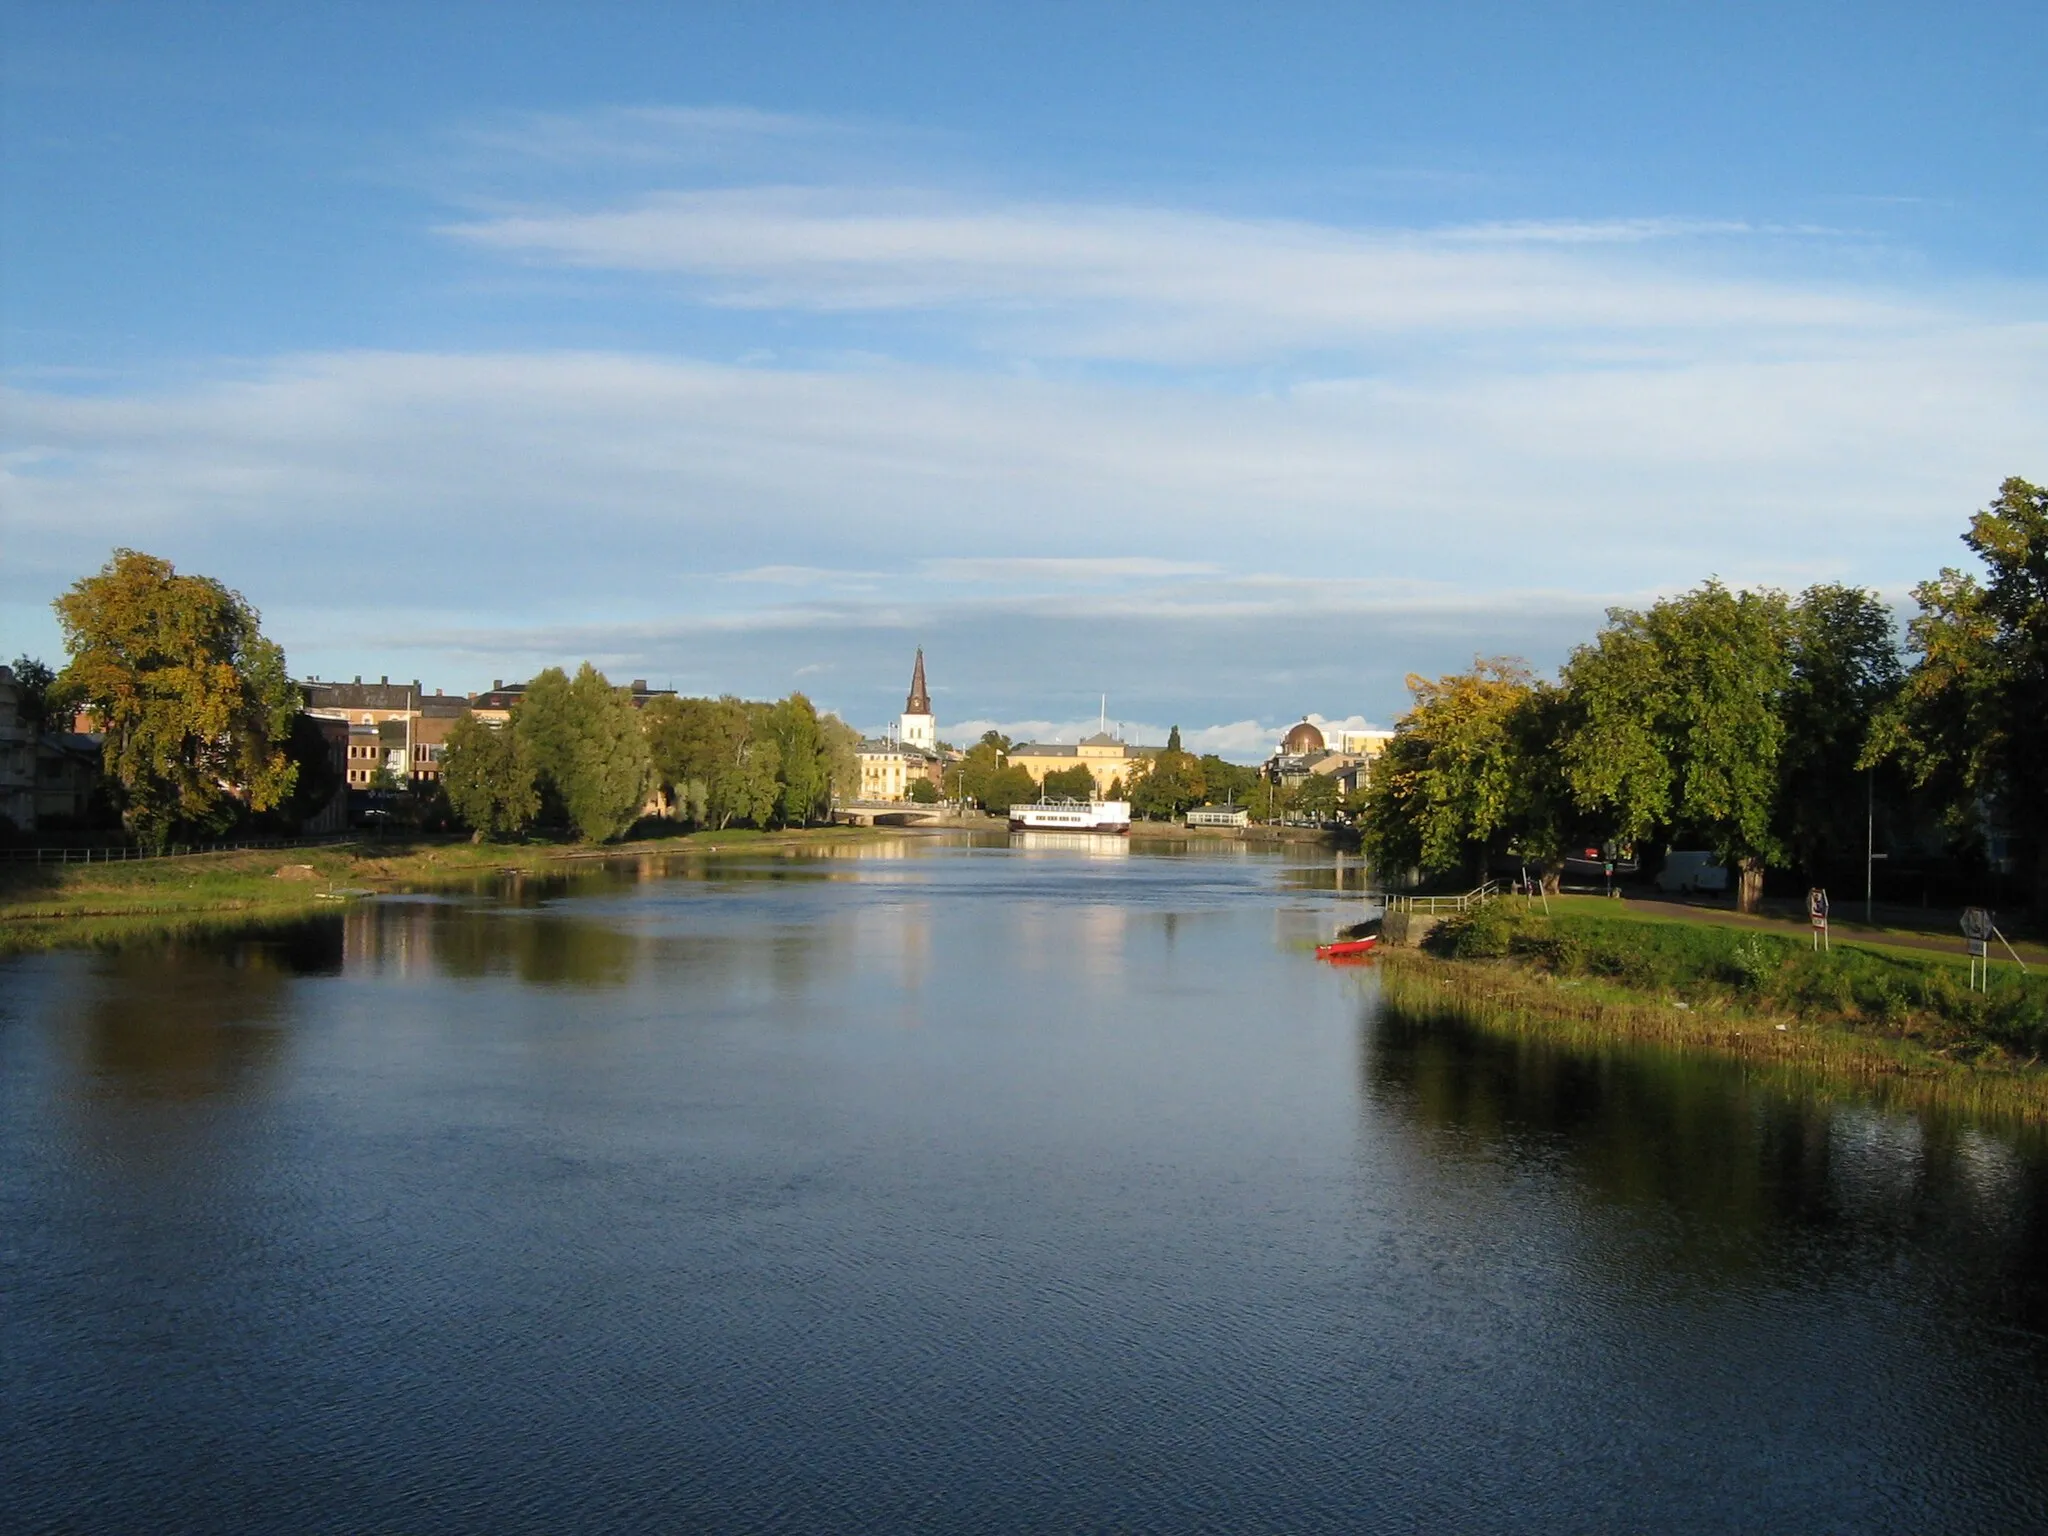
{"left": 1378, "top": 904, "right": 2048, "bottom": 1121}
{"left": 0, "top": 825, "right": 887, "bottom": 955}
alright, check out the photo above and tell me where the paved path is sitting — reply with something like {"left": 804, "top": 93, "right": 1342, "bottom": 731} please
{"left": 1562, "top": 891, "right": 2045, "bottom": 967}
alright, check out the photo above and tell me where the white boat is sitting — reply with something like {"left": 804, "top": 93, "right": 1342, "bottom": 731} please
{"left": 1007, "top": 798, "right": 1132, "bottom": 834}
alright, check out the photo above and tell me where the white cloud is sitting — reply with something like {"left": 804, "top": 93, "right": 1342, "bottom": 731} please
{"left": 8, "top": 114, "right": 2045, "bottom": 730}
{"left": 441, "top": 187, "right": 1928, "bottom": 364}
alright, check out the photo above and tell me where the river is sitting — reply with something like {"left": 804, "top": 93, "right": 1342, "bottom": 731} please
{"left": 5, "top": 836, "right": 2048, "bottom": 1532}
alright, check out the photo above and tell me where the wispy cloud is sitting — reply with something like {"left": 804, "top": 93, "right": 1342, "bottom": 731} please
{"left": 919, "top": 556, "right": 1224, "bottom": 584}
{"left": 440, "top": 186, "right": 1923, "bottom": 364}
{"left": 9, "top": 104, "right": 2044, "bottom": 732}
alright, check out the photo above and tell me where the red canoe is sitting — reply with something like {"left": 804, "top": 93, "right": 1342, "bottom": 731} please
{"left": 1315, "top": 937, "right": 1378, "bottom": 959}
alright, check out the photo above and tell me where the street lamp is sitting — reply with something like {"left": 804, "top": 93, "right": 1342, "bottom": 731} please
{"left": 1864, "top": 768, "right": 1889, "bottom": 925}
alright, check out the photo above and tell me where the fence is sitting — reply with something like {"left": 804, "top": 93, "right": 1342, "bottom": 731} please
{"left": 1, "top": 833, "right": 367, "bottom": 866}
{"left": 1372, "top": 880, "right": 1501, "bottom": 915}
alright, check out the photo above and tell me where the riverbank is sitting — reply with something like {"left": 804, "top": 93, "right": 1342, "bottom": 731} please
{"left": 1130, "top": 819, "right": 1354, "bottom": 847}
{"left": 1375, "top": 903, "right": 2048, "bottom": 1121}
{"left": 0, "top": 826, "right": 887, "bottom": 954}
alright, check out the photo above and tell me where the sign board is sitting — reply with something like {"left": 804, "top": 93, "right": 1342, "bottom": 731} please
{"left": 1968, "top": 938, "right": 1989, "bottom": 959}
{"left": 1808, "top": 889, "right": 1829, "bottom": 928}
{"left": 1961, "top": 907, "right": 1994, "bottom": 941}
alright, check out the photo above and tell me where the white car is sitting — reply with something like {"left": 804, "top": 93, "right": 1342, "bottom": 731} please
{"left": 1656, "top": 850, "right": 1729, "bottom": 894}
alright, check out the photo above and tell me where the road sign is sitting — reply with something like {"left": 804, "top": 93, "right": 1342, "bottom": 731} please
{"left": 1808, "top": 888, "right": 1830, "bottom": 949}
{"left": 1963, "top": 908, "right": 1995, "bottom": 990}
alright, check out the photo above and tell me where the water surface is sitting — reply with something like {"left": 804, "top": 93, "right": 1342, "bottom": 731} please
{"left": 5, "top": 838, "right": 2048, "bottom": 1531}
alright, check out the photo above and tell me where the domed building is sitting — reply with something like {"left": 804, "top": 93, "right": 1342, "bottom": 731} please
{"left": 1281, "top": 718, "right": 1326, "bottom": 755}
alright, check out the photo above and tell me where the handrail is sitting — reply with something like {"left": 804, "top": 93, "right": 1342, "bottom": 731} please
{"left": 1370, "top": 880, "right": 1500, "bottom": 915}
{"left": 1, "top": 832, "right": 366, "bottom": 866}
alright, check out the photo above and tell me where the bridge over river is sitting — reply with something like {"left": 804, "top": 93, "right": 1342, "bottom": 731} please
{"left": 833, "top": 800, "right": 977, "bottom": 827}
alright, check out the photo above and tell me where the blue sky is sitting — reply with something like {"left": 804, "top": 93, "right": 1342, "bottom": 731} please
{"left": 4, "top": 2, "right": 2044, "bottom": 756}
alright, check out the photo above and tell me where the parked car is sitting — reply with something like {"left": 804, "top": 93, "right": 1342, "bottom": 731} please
{"left": 1655, "top": 850, "right": 1729, "bottom": 894}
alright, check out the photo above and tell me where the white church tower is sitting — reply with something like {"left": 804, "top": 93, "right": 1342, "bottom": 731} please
{"left": 898, "top": 648, "right": 936, "bottom": 751}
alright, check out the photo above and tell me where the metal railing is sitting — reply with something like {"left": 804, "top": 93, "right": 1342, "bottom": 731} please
{"left": 1, "top": 832, "right": 365, "bottom": 866}
{"left": 1373, "top": 880, "right": 1501, "bottom": 915}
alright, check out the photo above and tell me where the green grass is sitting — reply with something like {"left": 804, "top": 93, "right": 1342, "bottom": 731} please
{"left": 0, "top": 825, "right": 888, "bottom": 954}
{"left": 1385, "top": 903, "right": 2048, "bottom": 1120}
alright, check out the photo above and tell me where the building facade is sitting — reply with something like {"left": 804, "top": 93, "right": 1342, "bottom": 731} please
{"left": 1007, "top": 732, "right": 1155, "bottom": 800}
{"left": 0, "top": 666, "right": 34, "bottom": 831}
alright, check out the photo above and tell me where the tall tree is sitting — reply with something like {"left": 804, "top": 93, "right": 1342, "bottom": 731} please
{"left": 441, "top": 715, "right": 539, "bottom": 839}
{"left": 9, "top": 656, "right": 56, "bottom": 732}
{"left": 1041, "top": 764, "right": 1096, "bottom": 799}
{"left": 1560, "top": 582, "right": 1792, "bottom": 910}
{"left": 984, "top": 764, "right": 1039, "bottom": 812}
{"left": 271, "top": 713, "right": 346, "bottom": 830}
{"left": 53, "top": 549, "right": 299, "bottom": 847}
{"left": 818, "top": 711, "right": 862, "bottom": 806}
{"left": 1197, "top": 754, "right": 1260, "bottom": 806}
{"left": 1869, "top": 477, "right": 2048, "bottom": 905}
{"left": 767, "top": 693, "right": 831, "bottom": 826}
{"left": 1776, "top": 584, "right": 1902, "bottom": 881}
{"left": 1295, "top": 772, "right": 1339, "bottom": 821}
{"left": 512, "top": 667, "right": 579, "bottom": 825}
{"left": 563, "top": 664, "right": 653, "bottom": 842}
{"left": 513, "top": 664, "right": 651, "bottom": 842}
{"left": 1357, "top": 659, "right": 1559, "bottom": 882}
{"left": 1131, "top": 743, "right": 1204, "bottom": 818}
{"left": 959, "top": 737, "right": 1008, "bottom": 808}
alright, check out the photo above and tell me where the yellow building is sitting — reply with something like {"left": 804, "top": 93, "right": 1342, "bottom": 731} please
{"left": 1007, "top": 732, "right": 1155, "bottom": 800}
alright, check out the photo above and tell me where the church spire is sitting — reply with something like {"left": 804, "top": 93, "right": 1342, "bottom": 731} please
{"left": 905, "top": 648, "right": 931, "bottom": 715}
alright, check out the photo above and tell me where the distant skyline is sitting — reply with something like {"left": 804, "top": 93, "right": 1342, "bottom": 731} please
{"left": 5, "top": 3, "right": 2043, "bottom": 753}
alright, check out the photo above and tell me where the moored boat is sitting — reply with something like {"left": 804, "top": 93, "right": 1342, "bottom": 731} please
{"left": 1315, "top": 936, "right": 1378, "bottom": 959}
{"left": 1007, "top": 798, "right": 1132, "bottom": 834}
{"left": 1315, "top": 914, "right": 1383, "bottom": 961}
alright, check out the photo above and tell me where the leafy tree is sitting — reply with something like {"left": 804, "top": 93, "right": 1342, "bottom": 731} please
{"left": 9, "top": 655, "right": 56, "bottom": 732}
{"left": 1776, "top": 584, "right": 1902, "bottom": 881}
{"left": 1165, "top": 725, "right": 1183, "bottom": 753}
{"left": 766, "top": 693, "right": 833, "bottom": 826}
{"left": 1869, "top": 477, "right": 2048, "bottom": 905}
{"left": 983, "top": 764, "right": 1039, "bottom": 813}
{"left": 1131, "top": 743, "right": 1204, "bottom": 818}
{"left": 512, "top": 667, "right": 579, "bottom": 824}
{"left": 979, "top": 729, "right": 1012, "bottom": 753}
{"left": 53, "top": 549, "right": 298, "bottom": 848}
{"left": 272, "top": 713, "right": 345, "bottom": 828}
{"left": 514, "top": 664, "right": 651, "bottom": 841}
{"left": 645, "top": 694, "right": 739, "bottom": 822}
{"left": 1197, "top": 754, "right": 1260, "bottom": 806}
{"left": 718, "top": 707, "right": 782, "bottom": 829}
{"left": 907, "top": 775, "right": 940, "bottom": 804}
{"left": 819, "top": 712, "right": 862, "bottom": 805}
{"left": 566, "top": 665, "right": 654, "bottom": 841}
{"left": 1041, "top": 764, "right": 1096, "bottom": 799}
{"left": 1295, "top": 772, "right": 1339, "bottom": 821}
{"left": 441, "top": 714, "right": 539, "bottom": 839}
{"left": 958, "top": 738, "right": 1008, "bottom": 807}
{"left": 1358, "top": 659, "right": 1556, "bottom": 882}
{"left": 1560, "top": 582, "right": 1791, "bottom": 911}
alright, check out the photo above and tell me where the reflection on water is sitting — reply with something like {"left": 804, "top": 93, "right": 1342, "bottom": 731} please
{"left": 1366, "top": 1009, "right": 2048, "bottom": 1331}
{"left": 4, "top": 838, "right": 2048, "bottom": 1532}
{"left": 1010, "top": 829, "right": 1132, "bottom": 857}
{"left": 55, "top": 929, "right": 342, "bottom": 1100}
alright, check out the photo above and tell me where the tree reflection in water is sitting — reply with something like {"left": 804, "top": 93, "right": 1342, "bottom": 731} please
{"left": 59, "top": 924, "right": 340, "bottom": 1101}
{"left": 1362, "top": 1007, "right": 2048, "bottom": 1333}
